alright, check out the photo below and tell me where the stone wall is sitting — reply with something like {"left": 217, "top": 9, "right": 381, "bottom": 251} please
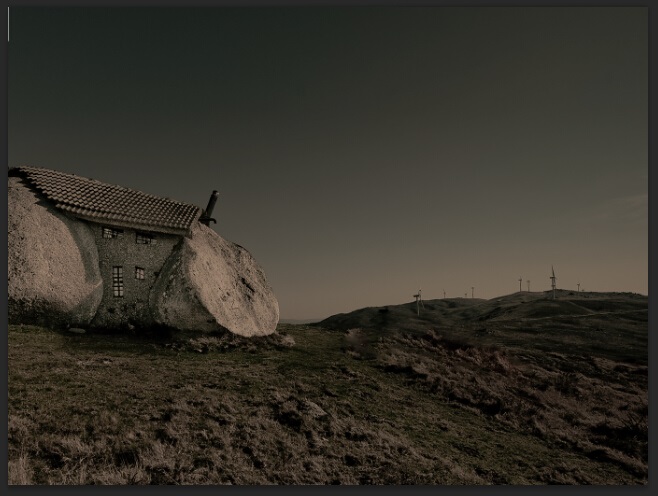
{"left": 89, "top": 223, "right": 181, "bottom": 329}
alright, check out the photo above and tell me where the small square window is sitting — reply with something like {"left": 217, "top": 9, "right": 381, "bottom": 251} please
{"left": 103, "top": 227, "right": 123, "bottom": 239}
{"left": 136, "top": 232, "right": 154, "bottom": 244}
{"left": 135, "top": 267, "right": 145, "bottom": 280}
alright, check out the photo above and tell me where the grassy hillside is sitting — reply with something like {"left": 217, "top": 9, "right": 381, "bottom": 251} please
{"left": 8, "top": 291, "right": 647, "bottom": 484}
{"left": 317, "top": 290, "right": 648, "bottom": 363}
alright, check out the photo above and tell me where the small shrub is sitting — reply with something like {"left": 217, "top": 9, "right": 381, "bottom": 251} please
{"left": 8, "top": 453, "right": 33, "bottom": 485}
{"left": 554, "top": 372, "right": 578, "bottom": 395}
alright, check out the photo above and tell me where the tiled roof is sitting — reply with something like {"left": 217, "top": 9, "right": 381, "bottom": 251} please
{"left": 11, "top": 166, "right": 202, "bottom": 235}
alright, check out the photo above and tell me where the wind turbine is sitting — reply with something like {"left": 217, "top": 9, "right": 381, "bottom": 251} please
{"left": 527, "top": 280, "right": 530, "bottom": 292}
{"left": 518, "top": 277, "right": 522, "bottom": 292}
{"left": 471, "top": 287, "right": 475, "bottom": 298}
{"left": 443, "top": 289, "right": 446, "bottom": 299}
{"left": 550, "top": 266, "right": 557, "bottom": 299}
{"left": 577, "top": 282, "right": 580, "bottom": 292}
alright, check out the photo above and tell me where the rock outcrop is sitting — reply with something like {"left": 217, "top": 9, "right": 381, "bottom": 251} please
{"left": 8, "top": 175, "right": 279, "bottom": 336}
{"left": 149, "top": 223, "right": 279, "bottom": 337}
{"left": 8, "top": 177, "right": 103, "bottom": 327}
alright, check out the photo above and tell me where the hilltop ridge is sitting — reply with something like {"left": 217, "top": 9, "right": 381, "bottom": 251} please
{"left": 315, "top": 290, "right": 647, "bottom": 363}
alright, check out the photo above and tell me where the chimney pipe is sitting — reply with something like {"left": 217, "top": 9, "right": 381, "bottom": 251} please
{"left": 200, "top": 190, "right": 218, "bottom": 225}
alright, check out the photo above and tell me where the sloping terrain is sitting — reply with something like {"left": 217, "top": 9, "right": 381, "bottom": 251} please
{"left": 317, "top": 291, "right": 648, "bottom": 363}
{"left": 8, "top": 291, "right": 647, "bottom": 484}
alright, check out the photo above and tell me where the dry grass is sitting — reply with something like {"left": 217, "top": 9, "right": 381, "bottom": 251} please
{"left": 8, "top": 294, "right": 647, "bottom": 485}
{"left": 375, "top": 328, "right": 647, "bottom": 481}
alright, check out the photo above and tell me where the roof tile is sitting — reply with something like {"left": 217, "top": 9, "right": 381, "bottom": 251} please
{"left": 13, "top": 166, "right": 202, "bottom": 235}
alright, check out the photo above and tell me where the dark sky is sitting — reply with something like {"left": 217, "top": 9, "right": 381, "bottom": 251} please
{"left": 8, "top": 6, "right": 648, "bottom": 319}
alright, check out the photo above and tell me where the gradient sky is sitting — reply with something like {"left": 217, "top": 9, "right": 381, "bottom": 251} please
{"left": 8, "top": 6, "right": 648, "bottom": 320}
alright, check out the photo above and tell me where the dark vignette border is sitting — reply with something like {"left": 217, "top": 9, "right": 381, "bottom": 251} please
{"left": 2, "top": 0, "right": 654, "bottom": 495}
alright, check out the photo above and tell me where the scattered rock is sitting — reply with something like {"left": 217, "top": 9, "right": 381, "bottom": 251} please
{"left": 302, "top": 399, "right": 328, "bottom": 419}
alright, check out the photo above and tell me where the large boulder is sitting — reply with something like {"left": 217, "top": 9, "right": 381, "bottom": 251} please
{"left": 149, "top": 223, "right": 279, "bottom": 336}
{"left": 8, "top": 177, "right": 103, "bottom": 327}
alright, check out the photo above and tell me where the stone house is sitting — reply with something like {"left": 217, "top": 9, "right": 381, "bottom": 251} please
{"left": 8, "top": 166, "right": 278, "bottom": 336}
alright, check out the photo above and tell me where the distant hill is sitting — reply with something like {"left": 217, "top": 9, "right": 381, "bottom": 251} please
{"left": 279, "top": 318, "right": 321, "bottom": 325}
{"left": 314, "top": 290, "right": 648, "bottom": 363}
{"left": 316, "top": 290, "right": 647, "bottom": 330}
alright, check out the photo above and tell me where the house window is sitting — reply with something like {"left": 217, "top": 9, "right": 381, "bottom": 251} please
{"left": 102, "top": 227, "right": 123, "bottom": 239}
{"left": 136, "top": 232, "right": 154, "bottom": 244}
{"left": 112, "top": 266, "right": 124, "bottom": 297}
{"left": 135, "top": 267, "right": 145, "bottom": 280}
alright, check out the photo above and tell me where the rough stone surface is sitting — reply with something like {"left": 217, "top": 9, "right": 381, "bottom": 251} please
{"left": 8, "top": 177, "right": 103, "bottom": 327}
{"left": 89, "top": 225, "right": 180, "bottom": 330}
{"left": 9, "top": 174, "right": 279, "bottom": 337}
{"left": 150, "top": 223, "right": 279, "bottom": 336}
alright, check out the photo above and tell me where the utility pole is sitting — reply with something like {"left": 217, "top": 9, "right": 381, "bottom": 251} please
{"left": 413, "top": 289, "right": 423, "bottom": 315}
